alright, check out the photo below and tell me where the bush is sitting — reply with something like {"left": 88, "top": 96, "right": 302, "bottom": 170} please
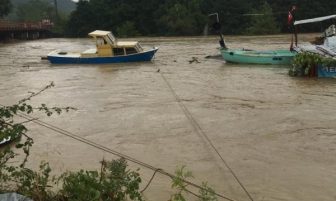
{"left": 289, "top": 52, "right": 336, "bottom": 76}
{"left": 61, "top": 158, "right": 142, "bottom": 201}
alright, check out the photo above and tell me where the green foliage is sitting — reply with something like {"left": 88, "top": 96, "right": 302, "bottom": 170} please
{"left": 0, "top": 82, "right": 74, "bottom": 194}
{"left": 116, "top": 21, "right": 140, "bottom": 37}
{"left": 5, "top": 0, "right": 336, "bottom": 36}
{"left": 0, "top": 82, "right": 67, "bottom": 167}
{"left": 289, "top": 52, "right": 336, "bottom": 76}
{"left": 199, "top": 182, "right": 217, "bottom": 201}
{"left": 16, "top": 0, "right": 54, "bottom": 22}
{"left": 170, "top": 166, "right": 217, "bottom": 201}
{"left": 66, "top": 0, "right": 207, "bottom": 37}
{"left": 62, "top": 0, "right": 336, "bottom": 36}
{"left": 9, "top": 161, "right": 56, "bottom": 201}
{"left": 61, "top": 158, "right": 143, "bottom": 201}
{"left": 245, "top": 2, "right": 280, "bottom": 35}
{"left": 52, "top": 14, "right": 69, "bottom": 35}
{"left": 171, "top": 166, "right": 193, "bottom": 192}
{"left": 0, "top": 0, "right": 12, "bottom": 18}
{"left": 157, "top": 0, "right": 207, "bottom": 36}
{"left": 61, "top": 170, "right": 102, "bottom": 201}
{"left": 65, "top": 0, "right": 96, "bottom": 37}
{"left": 0, "top": 83, "right": 220, "bottom": 201}
{"left": 170, "top": 166, "right": 193, "bottom": 201}
{"left": 289, "top": 52, "right": 321, "bottom": 76}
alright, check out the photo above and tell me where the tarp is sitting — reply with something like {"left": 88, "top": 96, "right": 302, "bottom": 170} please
{"left": 294, "top": 14, "right": 336, "bottom": 26}
{"left": 0, "top": 193, "right": 33, "bottom": 201}
{"left": 318, "top": 64, "right": 336, "bottom": 78}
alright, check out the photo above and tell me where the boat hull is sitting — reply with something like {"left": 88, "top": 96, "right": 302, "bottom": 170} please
{"left": 48, "top": 48, "right": 158, "bottom": 64}
{"left": 220, "top": 48, "right": 296, "bottom": 65}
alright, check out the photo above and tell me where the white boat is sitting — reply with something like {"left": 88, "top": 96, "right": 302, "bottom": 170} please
{"left": 293, "top": 14, "right": 336, "bottom": 57}
{"left": 290, "top": 15, "right": 336, "bottom": 77}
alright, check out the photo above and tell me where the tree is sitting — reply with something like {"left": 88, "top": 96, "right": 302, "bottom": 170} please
{"left": 0, "top": 0, "right": 12, "bottom": 18}
{"left": 157, "top": 0, "right": 206, "bottom": 36}
{"left": 16, "top": 0, "right": 55, "bottom": 21}
{"left": 16, "top": 0, "right": 54, "bottom": 22}
{"left": 200, "top": 0, "right": 255, "bottom": 35}
{"left": 245, "top": 1, "right": 280, "bottom": 35}
{"left": 65, "top": 0, "right": 97, "bottom": 37}
{"left": 116, "top": 21, "right": 140, "bottom": 37}
{"left": 64, "top": 0, "right": 336, "bottom": 36}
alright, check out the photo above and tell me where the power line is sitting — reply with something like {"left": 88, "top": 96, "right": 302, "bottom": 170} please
{"left": 1, "top": 73, "right": 252, "bottom": 201}
{"left": 157, "top": 70, "right": 255, "bottom": 201}
{"left": 13, "top": 111, "right": 237, "bottom": 201}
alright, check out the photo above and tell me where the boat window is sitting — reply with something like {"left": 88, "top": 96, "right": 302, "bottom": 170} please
{"left": 125, "top": 48, "right": 138, "bottom": 55}
{"left": 113, "top": 48, "right": 125, "bottom": 56}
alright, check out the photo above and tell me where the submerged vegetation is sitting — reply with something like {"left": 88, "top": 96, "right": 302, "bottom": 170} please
{"left": 289, "top": 52, "right": 336, "bottom": 76}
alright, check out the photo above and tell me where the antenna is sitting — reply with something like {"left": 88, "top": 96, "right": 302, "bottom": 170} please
{"left": 208, "top": 12, "right": 227, "bottom": 49}
{"left": 208, "top": 13, "right": 219, "bottom": 23}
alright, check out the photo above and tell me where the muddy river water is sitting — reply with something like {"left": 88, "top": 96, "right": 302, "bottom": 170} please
{"left": 1, "top": 34, "right": 336, "bottom": 201}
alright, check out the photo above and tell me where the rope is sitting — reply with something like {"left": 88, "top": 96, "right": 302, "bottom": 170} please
{"left": 140, "top": 168, "right": 161, "bottom": 193}
{"left": 157, "top": 70, "right": 255, "bottom": 201}
{"left": 13, "top": 111, "right": 237, "bottom": 201}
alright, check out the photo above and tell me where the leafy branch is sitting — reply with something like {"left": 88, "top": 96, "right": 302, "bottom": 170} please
{"left": 18, "top": 82, "right": 55, "bottom": 104}
{"left": 0, "top": 83, "right": 219, "bottom": 201}
{"left": 170, "top": 166, "right": 217, "bottom": 201}
{"left": 289, "top": 52, "right": 336, "bottom": 76}
{"left": 0, "top": 82, "right": 74, "bottom": 188}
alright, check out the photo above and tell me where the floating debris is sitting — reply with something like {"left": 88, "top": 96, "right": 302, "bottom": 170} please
{"left": 205, "top": 54, "right": 222, "bottom": 59}
{"left": 189, "top": 57, "right": 200, "bottom": 64}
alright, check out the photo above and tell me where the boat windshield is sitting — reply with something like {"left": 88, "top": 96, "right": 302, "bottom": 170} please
{"left": 135, "top": 43, "right": 143, "bottom": 52}
{"left": 106, "top": 33, "right": 116, "bottom": 45}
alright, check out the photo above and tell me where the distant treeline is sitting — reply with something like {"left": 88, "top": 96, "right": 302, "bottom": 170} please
{"left": 2, "top": 0, "right": 336, "bottom": 37}
{"left": 65, "top": 0, "right": 336, "bottom": 37}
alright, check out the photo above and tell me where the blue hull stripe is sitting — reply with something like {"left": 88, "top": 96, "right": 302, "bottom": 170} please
{"left": 48, "top": 48, "right": 158, "bottom": 64}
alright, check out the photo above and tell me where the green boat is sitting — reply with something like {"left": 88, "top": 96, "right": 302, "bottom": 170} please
{"left": 220, "top": 48, "right": 297, "bottom": 65}
{"left": 208, "top": 13, "right": 296, "bottom": 65}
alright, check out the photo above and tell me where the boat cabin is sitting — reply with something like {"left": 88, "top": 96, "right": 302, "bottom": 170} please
{"left": 82, "top": 30, "right": 143, "bottom": 57}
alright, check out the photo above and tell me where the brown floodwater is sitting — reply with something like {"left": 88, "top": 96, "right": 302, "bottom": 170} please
{"left": 1, "top": 34, "right": 336, "bottom": 201}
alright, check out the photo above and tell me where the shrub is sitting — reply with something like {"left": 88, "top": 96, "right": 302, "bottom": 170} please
{"left": 61, "top": 158, "right": 143, "bottom": 201}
